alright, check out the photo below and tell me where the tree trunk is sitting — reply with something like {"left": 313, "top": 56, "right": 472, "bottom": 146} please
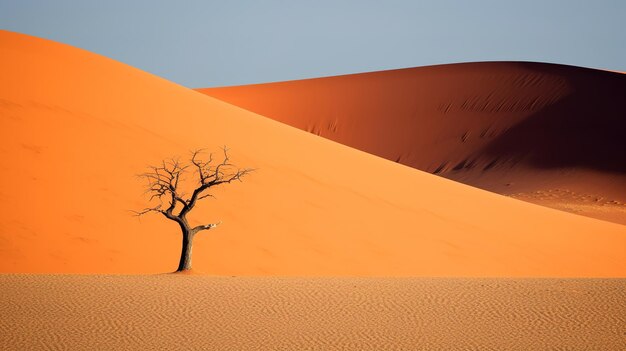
{"left": 177, "top": 229, "right": 194, "bottom": 272}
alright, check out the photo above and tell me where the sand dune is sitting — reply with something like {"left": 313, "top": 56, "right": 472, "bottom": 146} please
{"left": 1, "top": 30, "right": 625, "bottom": 276}
{"left": 199, "top": 62, "right": 626, "bottom": 224}
{"left": 1, "top": 275, "right": 625, "bottom": 350}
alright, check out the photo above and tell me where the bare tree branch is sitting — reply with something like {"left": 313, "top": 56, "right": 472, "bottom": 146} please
{"left": 191, "top": 149, "right": 213, "bottom": 184}
{"left": 131, "top": 204, "right": 163, "bottom": 217}
{"left": 197, "top": 193, "right": 215, "bottom": 201}
{"left": 192, "top": 221, "right": 222, "bottom": 233}
{"left": 136, "top": 147, "right": 253, "bottom": 220}
{"left": 179, "top": 148, "right": 254, "bottom": 217}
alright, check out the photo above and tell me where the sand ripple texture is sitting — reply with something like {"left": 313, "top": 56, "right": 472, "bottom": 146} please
{"left": 1, "top": 275, "right": 625, "bottom": 350}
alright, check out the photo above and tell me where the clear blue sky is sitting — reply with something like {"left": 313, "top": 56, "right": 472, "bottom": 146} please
{"left": 1, "top": 1, "right": 625, "bottom": 87}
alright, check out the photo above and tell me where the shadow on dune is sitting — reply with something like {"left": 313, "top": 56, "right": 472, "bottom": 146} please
{"left": 481, "top": 64, "right": 626, "bottom": 173}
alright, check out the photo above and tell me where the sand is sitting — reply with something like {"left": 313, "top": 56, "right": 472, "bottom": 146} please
{"left": 508, "top": 188, "right": 626, "bottom": 224}
{"left": 1, "top": 29, "right": 625, "bottom": 351}
{"left": 1, "top": 30, "right": 625, "bottom": 276}
{"left": 1, "top": 275, "right": 625, "bottom": 350}
{"left": 199, "top": 62, "right": 626, "bottom": 224}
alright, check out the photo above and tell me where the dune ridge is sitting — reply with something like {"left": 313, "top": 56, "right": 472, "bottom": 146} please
{"left": 1, "top": 30, "right": 625, "bottom": 276}
{"left": 199, "top": 62, "right": 626, "bottom": 224}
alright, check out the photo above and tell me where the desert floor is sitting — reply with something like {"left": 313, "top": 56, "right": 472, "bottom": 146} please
{"left": 1, "top": 275, "right": 624, "bottom": 350}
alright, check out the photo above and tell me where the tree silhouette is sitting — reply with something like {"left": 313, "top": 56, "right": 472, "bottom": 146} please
{"left": 134, "top": 147, "right": 252, "bottom": 272}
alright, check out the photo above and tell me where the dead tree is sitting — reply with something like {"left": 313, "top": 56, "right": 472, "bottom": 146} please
{"left": 134, "top": 147, "right": 252, "bottom": 272}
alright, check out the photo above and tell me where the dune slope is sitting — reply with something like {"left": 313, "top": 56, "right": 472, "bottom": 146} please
{"left": 1, "top": 30, "right": 625, "bottom": 276}
{"left": 200, "top": 62, "right": 626, "bottom": 224}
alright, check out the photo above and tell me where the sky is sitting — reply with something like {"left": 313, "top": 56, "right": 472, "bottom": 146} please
{"left": 1, "top": 1, "right": 625, "bottom": 87}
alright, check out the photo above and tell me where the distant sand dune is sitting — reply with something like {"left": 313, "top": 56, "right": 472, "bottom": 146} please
{"left": 199, "top": 62, "right": 626, "bottom": 224}
{"left": 1, "top": 275, "right": 625, "bottom": 350}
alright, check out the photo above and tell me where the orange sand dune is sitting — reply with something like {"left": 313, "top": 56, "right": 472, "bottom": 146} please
{"left": 199, "top": 62, "right": 626, "bottom": 224}
{"left": 1, "top": 30, "right": 625, "bottom": 276}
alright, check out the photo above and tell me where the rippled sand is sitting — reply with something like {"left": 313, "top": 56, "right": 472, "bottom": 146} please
{"left": 1, "top": 275, "right": 624, "bottom": 350}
